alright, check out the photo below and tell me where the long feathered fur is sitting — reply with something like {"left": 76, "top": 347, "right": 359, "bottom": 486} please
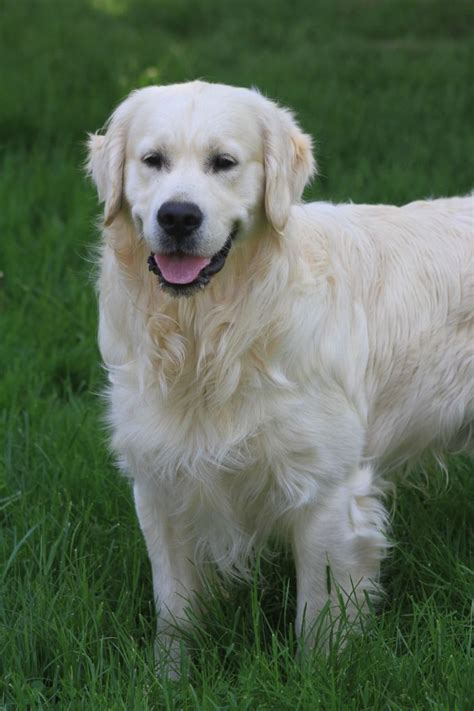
{"left": 88, "top": 82, "right": 473, "bottom": 666}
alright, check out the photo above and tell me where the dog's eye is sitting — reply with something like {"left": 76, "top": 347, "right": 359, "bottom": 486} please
{"left": 143, "top": 152, "right": 165, "bottom": 170}
{"left": 211, "top": 154, "right": 238, "bottom": 172}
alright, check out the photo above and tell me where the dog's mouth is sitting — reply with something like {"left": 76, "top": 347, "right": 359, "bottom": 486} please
{"left": 147, "top": 227, "right": 237, "bottom": 296}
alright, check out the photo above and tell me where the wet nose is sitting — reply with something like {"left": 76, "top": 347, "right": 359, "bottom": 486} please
{"left": 157, "top": 201, "right": 203, "bottom": 237}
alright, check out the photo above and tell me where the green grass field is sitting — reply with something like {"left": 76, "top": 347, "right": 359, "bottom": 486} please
{"left": 1, "top": 0, "right": 473, "bottom": 707}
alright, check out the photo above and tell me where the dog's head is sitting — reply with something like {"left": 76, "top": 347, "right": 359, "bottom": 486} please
{"left": 87, "top": 81, "right": 315, "bottom": 295}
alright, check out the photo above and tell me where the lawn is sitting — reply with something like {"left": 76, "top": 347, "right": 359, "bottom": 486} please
{"left": 1, "top": 0, "right": 473, "bottom": 708}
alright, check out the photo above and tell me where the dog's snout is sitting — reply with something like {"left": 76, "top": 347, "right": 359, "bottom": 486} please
{"left": 157, "top": 201, "right": 203, "bottom": 237}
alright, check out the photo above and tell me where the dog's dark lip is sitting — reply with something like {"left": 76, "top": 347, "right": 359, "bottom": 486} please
{"left": 147, "top": 226, "right": 238, "bottom": 296}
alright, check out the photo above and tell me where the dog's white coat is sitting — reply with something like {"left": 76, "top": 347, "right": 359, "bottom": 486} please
{"left": 88, "top": 81, "right": 473, "bottom": 665}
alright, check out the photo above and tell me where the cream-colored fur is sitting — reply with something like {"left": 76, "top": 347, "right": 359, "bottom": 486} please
{"left": 87, "top": 81, "right": 473, "bottom": 673}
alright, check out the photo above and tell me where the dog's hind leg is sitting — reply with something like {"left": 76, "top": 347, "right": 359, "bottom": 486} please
{"left": 291, "top": 464, "right": 389, "bottom": 651}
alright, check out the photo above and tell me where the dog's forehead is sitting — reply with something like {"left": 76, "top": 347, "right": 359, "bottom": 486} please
{"left": 128, "top": 84, "right": 262, "bottom": 153}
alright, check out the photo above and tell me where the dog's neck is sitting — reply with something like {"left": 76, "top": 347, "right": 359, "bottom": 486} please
{"left": 102, "top": 213, "right": 300, "bottom": 402}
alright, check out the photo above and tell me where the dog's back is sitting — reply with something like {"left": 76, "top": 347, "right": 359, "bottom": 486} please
{"left": 295, "top": 195, "right": 474, "bottom": 466}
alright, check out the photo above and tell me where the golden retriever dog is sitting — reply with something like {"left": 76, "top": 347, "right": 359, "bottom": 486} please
{"left": 87, "top": 81, "right": 473, "bottom": 674}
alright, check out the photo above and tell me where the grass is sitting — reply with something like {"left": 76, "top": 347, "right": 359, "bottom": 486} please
{"left": 0, "top": 0, "right": 473, "bottom": 707}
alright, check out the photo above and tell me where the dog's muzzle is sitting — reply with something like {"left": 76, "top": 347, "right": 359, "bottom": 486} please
{"left": 147, "top": 226, "right": 238, "bottom": 296}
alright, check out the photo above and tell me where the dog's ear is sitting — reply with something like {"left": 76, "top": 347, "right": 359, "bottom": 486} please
{"left": 261, "top": 100, "right": 316, "bottom": 233}
{"left": 86, "top": 96, "right": 133, "bottom": 226}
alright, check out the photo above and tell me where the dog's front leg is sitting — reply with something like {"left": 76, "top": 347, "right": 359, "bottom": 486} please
{"left": 133, "top": 479, "right": 201, "bottom": 678}
{"left": 291, "top": 464, "right": 389, "bottom": 651}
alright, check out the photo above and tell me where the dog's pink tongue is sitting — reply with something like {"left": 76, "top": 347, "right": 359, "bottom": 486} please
{"left": 154, "top": 254, "right": 210, "bottom": 284}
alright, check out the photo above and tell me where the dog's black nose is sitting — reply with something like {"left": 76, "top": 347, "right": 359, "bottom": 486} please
{"left": 157, "top": 201, "right": 203, "bottom": 237}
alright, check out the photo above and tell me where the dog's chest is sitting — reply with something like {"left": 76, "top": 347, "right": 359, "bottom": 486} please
{"left": 110, "top": 341, "right": 331, "bottom": 495}
{"left": 107, "top": 290, "right": 367, "bottom": 514}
